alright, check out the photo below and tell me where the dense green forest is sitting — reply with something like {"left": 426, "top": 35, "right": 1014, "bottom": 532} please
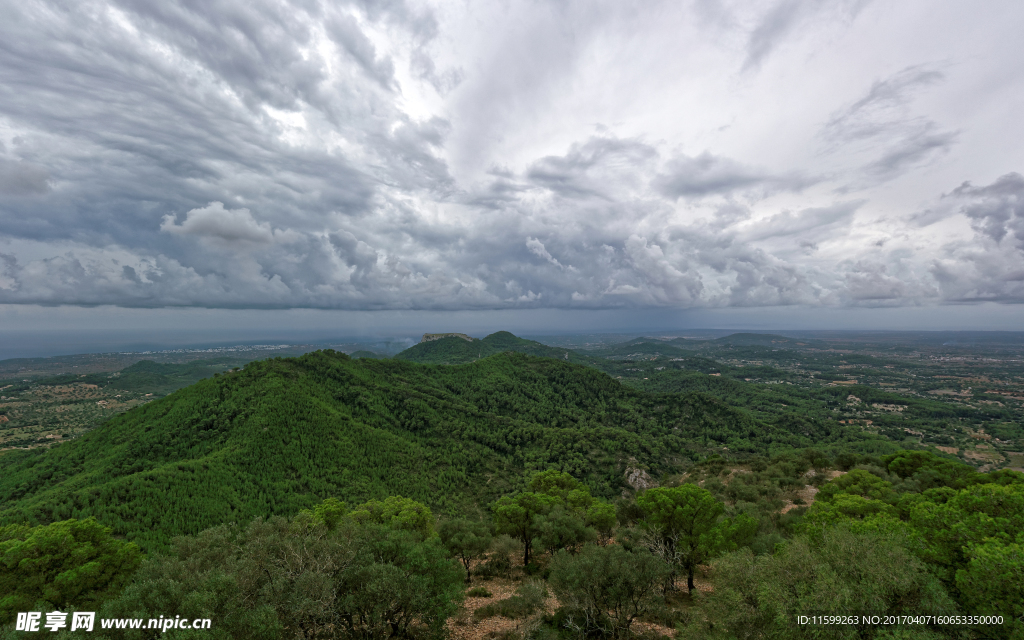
{"left": 394, "top": 332, "right": 594, "bottom": 366}
{"left": 0, "top": 348, "right": 780, "bottom": 550}
{"left": 2, "top": 462, "right": 1021, "bottom": 639}
{"left": 1, "top": 346, "right": 907, "bottom": 552}
{"left": 2, "top": 334, "right": 1023, "bottom": 639}
{"left": 0, "top": 358, "right": 247, "bottom": 450}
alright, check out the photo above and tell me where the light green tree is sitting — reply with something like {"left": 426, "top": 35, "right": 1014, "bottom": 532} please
{"left": 348, "top": 495, "right": 435, "bottom": 539}
{"left": 802, "top": 494, "right": 899, "bottom": 530}
{"left": 301, "top": 497, "right": 348, "bottom": 530}
{"left": 0, "top": 518, "right": 141, "bottom": 624}
{"left": 954, "top": 537, "right": 1023, "bottom": 640}
{"left": 910, "top": 483, "right": 1024, "bottom": 584}
{"left": 817, "top": 469, "right": 896, "bottom": 504}
{"left": 529, "top": 469, "right": 583, "bottom": 497}
{"left": 585, "top": 502, "right": 617, "bottom": 542}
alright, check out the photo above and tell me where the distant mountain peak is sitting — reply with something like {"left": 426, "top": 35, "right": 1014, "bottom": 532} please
{"left": 397, "top": 331, "right": 574, "bottom": 364}
{"left": 420, "top": 333, "right": 474, "bottom": 343}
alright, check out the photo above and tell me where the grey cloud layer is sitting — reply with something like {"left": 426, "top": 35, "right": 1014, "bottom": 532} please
{"left": 0, "top": 0, "right": 1021, "bottom": 311}
{"left": 823, "top": 65, "right": 958, "bottom": 184}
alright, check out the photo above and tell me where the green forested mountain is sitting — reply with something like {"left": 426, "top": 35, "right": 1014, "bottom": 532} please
{"left": 0, "top": 349, "right": 779, "bottom": 551}
{"left": 394, "top": 331, "right": 589, "bottom": 365}
{"left": 4, "top": 334, "right": 1023, "bottom": 640}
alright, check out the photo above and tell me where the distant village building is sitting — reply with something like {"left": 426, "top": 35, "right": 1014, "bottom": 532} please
{"left": 420, "top": 333, "right": 474, "bottom": 343}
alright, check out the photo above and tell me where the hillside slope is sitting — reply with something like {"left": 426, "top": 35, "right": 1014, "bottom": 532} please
{"left": 0, "top": 350, "right": 766, "bottom": 550}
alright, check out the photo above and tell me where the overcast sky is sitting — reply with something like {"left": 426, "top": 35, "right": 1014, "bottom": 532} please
{"left": 1, "top": 0, "right": 1023, "bottom": 344}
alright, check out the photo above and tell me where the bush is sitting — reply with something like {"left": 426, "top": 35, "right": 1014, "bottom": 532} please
{"left": 536, "top": 506, "right": 596, "bottom": 555}
{"left": 96, "top": 515, "right": 464, "bottom": 640}
{"left": 467, "top": 586, "right": 493, "bottom": 598}
{"left": 348, "top": 495, "right": 436, "bottom": 539}
{"left": 817, "top": 469, "right": 896, "bottom": 504}
{"left": 678, "top": 527, "right": 957, "bottom": 640}
{"left": 474, "top": 579, "right": 547, "bottom": 620}
{"left": 476, "top": 534, "right": 521, "bottom": 579}
{"left": 548, "top": 544, "right": 670, "bottom": 639}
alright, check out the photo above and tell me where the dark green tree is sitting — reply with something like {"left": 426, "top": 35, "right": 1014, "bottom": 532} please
{"left": 637, "top": 484, "right": 756, "bottom": 592}
{"left": 492, "top": 492, "right": 558, "bottom": 566}
{"left": 549, "top": 544, "right": 671, "bottom": 639}
{"left": 438, "top": 519, "right": 492, "bottom": 583}
{"left": 536, "top": 505, "right": 596, "bottom": 555}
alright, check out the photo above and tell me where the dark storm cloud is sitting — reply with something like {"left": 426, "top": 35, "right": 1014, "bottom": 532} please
{"left": 161, "top": 202, "right": 275, "bottom": 244}
{"left": 863, "top": 126, "right": 957, "bottom": 179}
{"left": 824, "top": 65, "right": 945, "bottom": 140}
{"left": 0, "top": 0, "right": 440, "bottom": 225}
{"left": 0, "top": 0, "right": 466, "bottom": 309}
{"left": 929, "top": 173, "right": 1024, "bottom": 303}
{"left": 466, "top": 172, "right": 530, "bottom": 209}
{"left": 0, "top": 0, "right": 1021, "bottom": 315}
{"left": 0, "top": 160, "right": 50, "bottom": 195}
{"left": 842, "top": 260, "right": 935, "bottom": 302}
{"left": 952, "top": 172, "right": 1024, "bottom": 246}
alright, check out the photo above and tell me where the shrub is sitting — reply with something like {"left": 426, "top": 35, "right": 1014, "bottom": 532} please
{"left": 474, "top": 579, "right": 547, "bottom": 620}
{"left": 96, "top": 516, "right": 464, "bottom": 640}
{"left": 818, "top": 469, "right": 896, "bottom": 504}
{"left": 548, "top": 544, "right": 670, "bottom": 639}
{"left": 476, "top": 534, "right": 521, "bottom": 579}
{"left": 678, "top": 527, "right": 957, "bottom": 640}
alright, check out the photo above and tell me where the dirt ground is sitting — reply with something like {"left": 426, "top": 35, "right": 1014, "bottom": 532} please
{"left": 780, "top": 470, "right": 844, "bottom": 514}
{"left": 446, "top": 567, "right": 708, "bottom": 640}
